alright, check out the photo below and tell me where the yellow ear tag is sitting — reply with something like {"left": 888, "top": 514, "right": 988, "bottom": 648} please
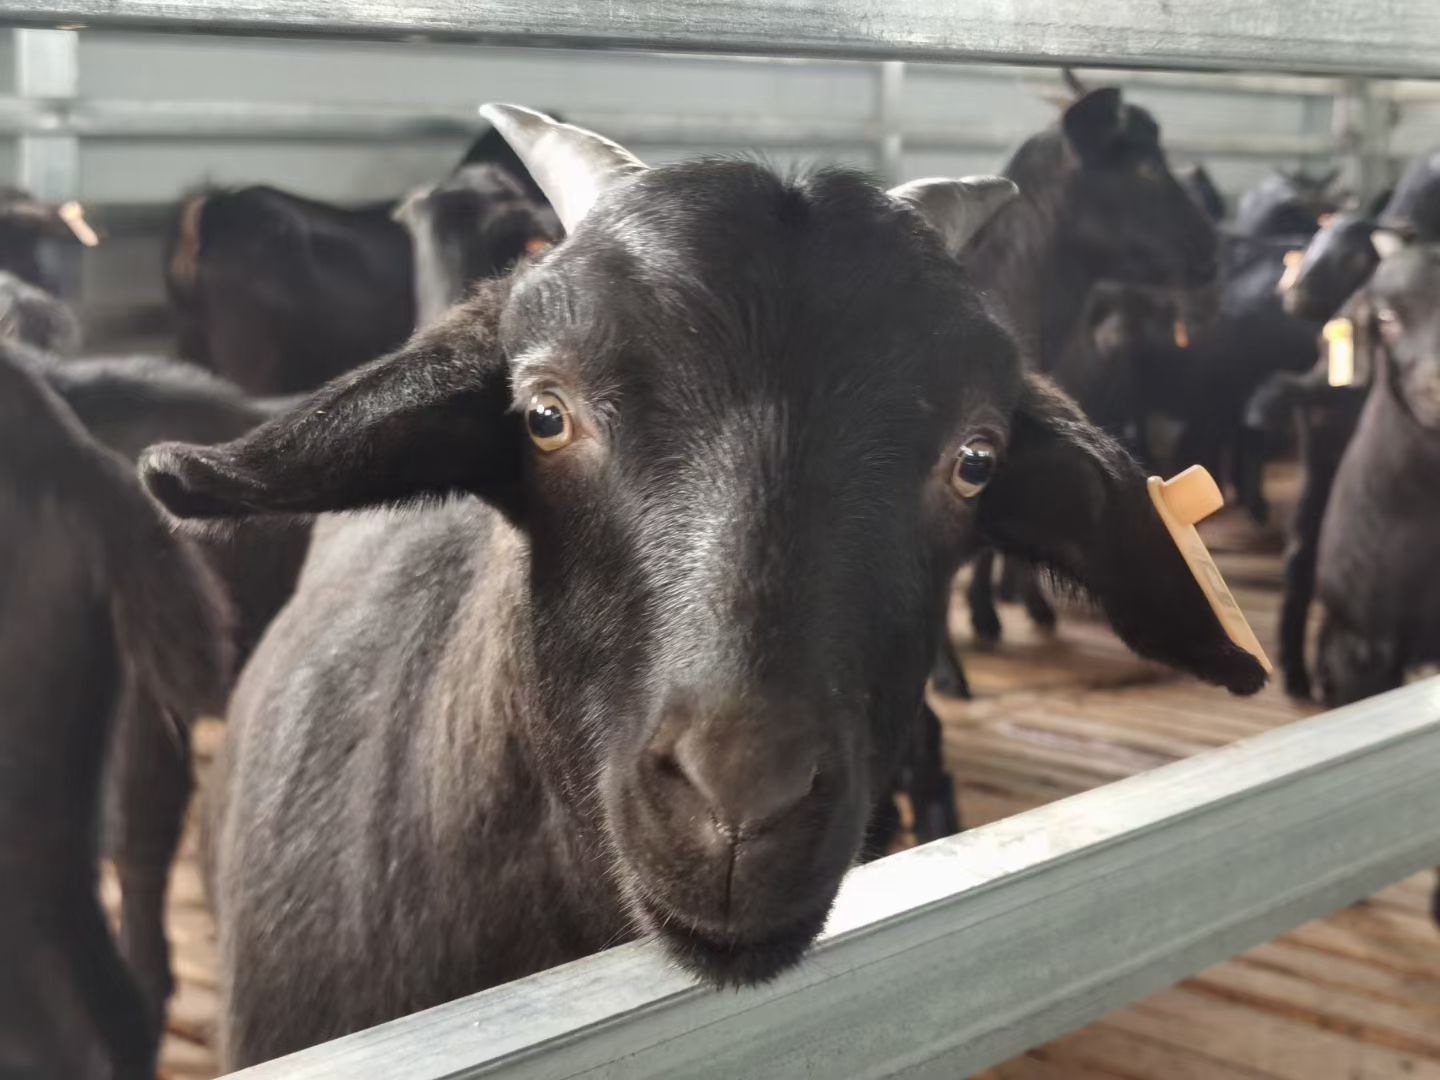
{"left": 1277, "top": 249, "right": 1304, "bottom": 293}
{"left": 58, "top": 201, "right": 99, "bottom": 247}
{"left": 1148, "top": 465, "right": 1273, "bottom": 672}
{"left": 1323, "top": 317, "right": 1354, "bottom": 386}
{"left": 1172, "top": 318, "right": 1189, "bottom": 348}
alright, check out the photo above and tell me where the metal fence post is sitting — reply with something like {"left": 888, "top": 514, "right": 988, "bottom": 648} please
{"left": 14, "top": 27, "right": 81, "bottom": 297}
{"left": 875, "top": 60, "right": 904, "bottom": 185}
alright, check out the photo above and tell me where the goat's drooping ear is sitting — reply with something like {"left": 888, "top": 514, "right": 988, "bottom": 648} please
{"left": 976, "top": 374, "right": 1267, "bottom": 696}
{"left": 888, "top": 176, "right": 1019, "bottom": 256}
{"left": 479, "top": 103, "right": 647, "bottom": 234}
{"left": 1061, "top": 87, "right": 1125, "bottom": 165}
{"left": 140, "top": 283, "right": 521, "bottom": 522}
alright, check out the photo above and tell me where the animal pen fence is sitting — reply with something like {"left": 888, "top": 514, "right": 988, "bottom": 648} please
{"left": 5, "top": 2, "right": 1440, "bottom": 1077}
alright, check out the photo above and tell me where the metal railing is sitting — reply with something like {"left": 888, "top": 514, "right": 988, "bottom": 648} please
{"left": 224, "top": 680, "right": 1440, "bottom": 1079}
{"left": 2, "top": 1, "right": 1440, "bottom": 78}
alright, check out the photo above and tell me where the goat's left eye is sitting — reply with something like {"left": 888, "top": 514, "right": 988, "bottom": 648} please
{"left": 526, "top": 391, "right": 574, "bottom": 452}
{"left": 952, "top": 438, "right": 997, "bottom": 498}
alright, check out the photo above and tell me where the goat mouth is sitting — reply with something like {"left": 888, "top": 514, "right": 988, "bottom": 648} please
{"left": 632, "top": 892, "right": 831, "bottom": 988}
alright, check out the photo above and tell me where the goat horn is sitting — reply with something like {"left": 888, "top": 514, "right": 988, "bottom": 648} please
{"left": 1062, "top": 67, "right": 1090, "bottom": 97}
{"left": 479, "top": 104, "right": 647, "bottom": 235}
{"left": 889, "top": 175, "right": 1019, "bottom": 257}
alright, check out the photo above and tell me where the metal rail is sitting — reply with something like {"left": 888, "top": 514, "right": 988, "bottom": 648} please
{"left": 0, "top": 98, "right": 1344, "bottom": 161}
{"left": 226, "top": 678, "right": 1440, "bottom": 1080}
{"left": 2, "top": 1, "right": 1440, "bottom": 78}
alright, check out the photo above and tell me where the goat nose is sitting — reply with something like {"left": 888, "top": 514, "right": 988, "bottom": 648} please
{"left": 667, "top": 721, "right": 821, "bottom": 833}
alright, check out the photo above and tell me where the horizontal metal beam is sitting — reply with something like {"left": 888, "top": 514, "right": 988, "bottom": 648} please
{"left": 2, "top": 1, "right": 1440, "bottom": 79}
{"left": 226, "top": 678, "right": 1440, "bottom": 1080}
{"left": 0, "top": 98, "right": 1343, "bottom": 161}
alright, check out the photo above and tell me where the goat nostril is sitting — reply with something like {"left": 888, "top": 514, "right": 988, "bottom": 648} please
{"left": 650, "top": 748, "right": 684, "bottom": 781}
{"left": 660, "top": 730, "right": 824, "bottom": 835}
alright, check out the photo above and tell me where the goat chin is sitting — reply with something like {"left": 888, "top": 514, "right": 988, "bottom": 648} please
{"left": 634, "top": 890, "right": 833, "bottom": 988}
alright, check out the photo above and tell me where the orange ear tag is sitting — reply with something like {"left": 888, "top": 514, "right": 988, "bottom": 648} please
{"left": 1277, "top": 249, "right": 1303, "bottom": 293}
{"left": 58, "top": 201, "right": 99, "bottom": 247}
{"left": 1172, "top": 318, "right": 1190, "bottom": 348}
{"left": 1323, "top": 317, "right": 1354, "bottom": 386}
{"left": 1148, "top": 465, "right": 1272, "bottom": 672}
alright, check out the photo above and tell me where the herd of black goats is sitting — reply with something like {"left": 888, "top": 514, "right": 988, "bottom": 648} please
{"left": 3, "top": 71, "right": 1439, "bottom": 1077}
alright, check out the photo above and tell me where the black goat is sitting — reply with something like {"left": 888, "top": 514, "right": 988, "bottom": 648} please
{"left": 0, "top": 187, "right": 98, "bottom": 294}
{"left": 1315, "top": 244, "right": 1440, "bottom": 704}
{"left": 1254, "top": 151, "right": 1440, "bottom": 697}
{"left": 167, "top": 134, "right": 555, "bottom": 396}
{"left": 12, "top": 345, "right": 305, "bottom": 1034}
{"left": 0, "top": 270, "right": 81, "bottom": 354}
{"left": 931, "top": 79, "right": 1217, "bottom": 730}
{"left": 141, "top": 107, "right": 1264, "bottom": 1067}
{"left": 395, "top": 162, "right": 560, "bottom": 330}
{"left": 0, "top": 349, "right": 230, "bottom": 1079}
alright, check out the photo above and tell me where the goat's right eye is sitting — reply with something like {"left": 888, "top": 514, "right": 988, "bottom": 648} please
{"left": 952, "top": 437, "right": 997, "bottom": 498}
{"left": 526, "top": 391, "right": 574, "bottom": 452}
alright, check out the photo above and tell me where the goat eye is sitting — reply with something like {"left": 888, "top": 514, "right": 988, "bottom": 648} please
{"left": 952, "top": 438, "right": 997, "bottom": 498}
{"left": 526, "top": 391, "right": 574, "bottom": 452}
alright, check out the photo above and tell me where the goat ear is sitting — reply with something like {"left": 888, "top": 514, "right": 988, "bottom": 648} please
{"left": 888, "top": 176, "right": 1019, "bottom": 256}
{"left": 140, "top": 281, "right": 521, "bottom": 522}
{"left": 1061, "top": 87, "right": 1124, "bottom": 164}
{"left": 976, "top": 374, "right": 1267, "bottom": 695}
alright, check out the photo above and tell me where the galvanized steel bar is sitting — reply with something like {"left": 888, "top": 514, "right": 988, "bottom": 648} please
{"left": 0, "top": 98, "right": 1344, "bottom": 162}
{"left": 0, "top": 1, "right": 1439, "bottom": 79}
{"left": 13, "top": 28, "right": 79, "bottom": 200}
{"left": 225, "top": 678, "right": 1440, "bottom": 1080}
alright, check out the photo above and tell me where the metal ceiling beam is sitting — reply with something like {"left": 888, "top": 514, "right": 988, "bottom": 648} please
{"left": 1, "top": 1, "right": 1440, "bottom": 79}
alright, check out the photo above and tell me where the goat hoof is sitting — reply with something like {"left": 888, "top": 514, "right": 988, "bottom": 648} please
{"left": 1026, "top": 600, "right": 1057, "bottom": 632}
{"left": 970, "top": 610, "right": 1002, "bottom": 646}
{"left": 1284, "top": 669, "right": 1312, "bottom": 700}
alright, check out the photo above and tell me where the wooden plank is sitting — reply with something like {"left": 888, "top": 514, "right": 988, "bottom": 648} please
{"left": 1035, "top": 1022, "right": 1278, "bottom": 1080}
{"left": 1111, "top": 987, "right": 1440, "bottom": 1079}
{"left": 989, "top": 1053, "right": 1127, "bottom": 1080}
{"left": 1184, "top": 958, "right": 1440, "bottom": 1057}
{"left": 1238, "top": 937, "right": 1440, "bottom": 1006}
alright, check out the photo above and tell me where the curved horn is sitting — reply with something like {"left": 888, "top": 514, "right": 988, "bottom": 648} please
{"left": 478, "top": 103, "right": 647, "bottom": 235}
{"left": 889, "top": 175, "right": 1019, "bottom": 257}
{"left": 1062, "top": 67, "right": 1090, "bottom": 98}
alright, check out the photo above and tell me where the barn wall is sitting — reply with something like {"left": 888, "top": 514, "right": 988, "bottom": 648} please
{"left": 7, "top": 29, "right": 1403, "bottom": 343}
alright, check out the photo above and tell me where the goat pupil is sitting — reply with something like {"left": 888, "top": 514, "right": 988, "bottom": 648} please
{"left": 958, "top": 448, "right": 994, "bottom": 485}
{"left": 529, "top": 404, "right": 565, "bottom": 437}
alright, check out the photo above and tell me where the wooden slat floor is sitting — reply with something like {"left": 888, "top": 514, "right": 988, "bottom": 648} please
{"left": 125, "top": 467, "right": 1440, "bottom": 1079}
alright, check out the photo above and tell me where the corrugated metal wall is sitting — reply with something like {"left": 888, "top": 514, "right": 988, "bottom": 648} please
{"left": 2, "top": 30, "right": 1415, "bottom": 340}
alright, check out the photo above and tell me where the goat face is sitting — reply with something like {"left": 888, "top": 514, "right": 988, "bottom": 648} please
{"left": 504, "top": 159, "right": 1027, "bottom": 983}
{"left": 142, "top": 109, "right": 1263, "bottom": 989}
{"left": 1372, "top": 244, "right": 1440, "bottom": 429}
{"left": 1059, "top": 88, "right": 1219, "bottom": 290}
{"left": 1283, "top": 213, "right": 1382, "bottom": 324}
